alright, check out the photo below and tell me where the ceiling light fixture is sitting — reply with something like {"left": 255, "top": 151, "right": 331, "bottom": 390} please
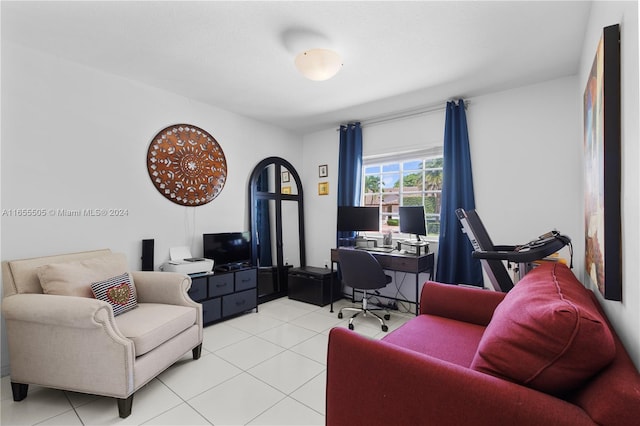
{"left": 294, "top": 48, "right": 343, "bottom": 81}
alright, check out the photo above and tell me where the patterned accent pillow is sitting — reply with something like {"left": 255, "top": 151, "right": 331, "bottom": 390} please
{"left": 91, "top": 272, "right": 138, "bottom": 316}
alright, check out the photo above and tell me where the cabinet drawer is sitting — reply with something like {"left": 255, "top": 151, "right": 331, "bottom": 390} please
{"left": 202, "top": 298, "right": 221, "bottom": 324}
{"left": 209, "top": 274, "right": 234, "bottom": 297}
{"left": 188, "top": 277, "right": 208, "bottom": 301}
{"left": 388, "top": 257, "right": 418, "bottom": 273}
{"left": 222, "top": 289, "right": 257, "bottom": 317}
{"left": 235, "top": 269, "right": 257, "bottom": 291}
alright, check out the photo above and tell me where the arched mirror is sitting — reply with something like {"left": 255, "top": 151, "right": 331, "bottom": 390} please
{"left": 249, "top": 157, "right": 305, "bottom": 303}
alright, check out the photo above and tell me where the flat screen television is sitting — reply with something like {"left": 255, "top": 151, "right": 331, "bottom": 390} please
{"left": 337, "top": 206, "right": 380, "bottom": 232}
{"left": 203, "top": 232, "right": 251, "bottom": 269}
{"left": 399, "top": 206, "right": 427, "bottom": 240}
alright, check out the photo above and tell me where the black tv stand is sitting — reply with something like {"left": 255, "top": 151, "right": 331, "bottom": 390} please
{"left": 186, "top": 265, "right": 257, "bottom": 325}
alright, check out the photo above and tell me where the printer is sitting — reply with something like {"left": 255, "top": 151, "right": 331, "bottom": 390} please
{"left": 160, "top": 246, "right": 214, "bottom": 275}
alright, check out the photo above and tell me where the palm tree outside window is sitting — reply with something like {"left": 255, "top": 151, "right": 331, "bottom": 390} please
{"left": 362, "top": 154, "right": 443, "bottom": 238}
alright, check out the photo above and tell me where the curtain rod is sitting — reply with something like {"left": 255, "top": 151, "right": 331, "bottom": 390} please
{"left": 337, "top": 100, "right": 469, "bottom": 131}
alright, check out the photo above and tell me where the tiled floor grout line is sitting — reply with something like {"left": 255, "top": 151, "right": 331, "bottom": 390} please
{"left": 152, "top": 376, "right": 216, "bottom": 426}
{"left": 285, "top": 369, "right": 327, "bottom": 416}
{"left": 213, "top": 306, "right": 330, "bottom": 423}
{"left": 63, "top": 392, "right": 86, "bottom": 426}
{"left": 183, "top": 320, "right": 327, "bottom": 424}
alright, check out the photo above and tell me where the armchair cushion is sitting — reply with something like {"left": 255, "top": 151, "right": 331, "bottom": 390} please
{"left": 115, "top": 303, "right": 197, "bottom": 356}
{"left": 471, "top": 263, "right": 616, "bottom": 395}
{"left": 91, "top": 273, "right": 138, "bottom": 316}
{"left": 36, "top": 253, "right": 130, "bottom": 298}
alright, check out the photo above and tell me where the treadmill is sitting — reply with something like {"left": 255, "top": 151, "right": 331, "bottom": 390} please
{"left": 456, "top": 208, "right": 572, "bottom": 292}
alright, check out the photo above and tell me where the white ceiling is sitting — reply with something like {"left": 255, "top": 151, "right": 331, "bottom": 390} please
{"left": 2, "top": 1, "right": 592, "bottom": 135}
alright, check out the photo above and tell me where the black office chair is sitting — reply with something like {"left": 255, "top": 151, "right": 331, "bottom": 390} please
{"left": 337, "top": 248, "right": 392, "bottom": 332}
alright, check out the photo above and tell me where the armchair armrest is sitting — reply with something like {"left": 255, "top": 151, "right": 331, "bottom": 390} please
{"left": 2, "top": 293, "right": 135, "bottom": 397}
{"left": 3, "top": 293, "right": 124, "bottom": 332}
{"left": 131, "top": 271, "right": 195, "bottom": 306}
{"left": 419, "top": 281, "right": 505, "bottom": 326}
{"left": 326, "top": 328, "right": 594, "bottom": 426}
{"left": 131, "top": 271, "right": 203, "bottom": 342}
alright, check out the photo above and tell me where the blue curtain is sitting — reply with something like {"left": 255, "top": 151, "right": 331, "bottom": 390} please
{"left": 435, "top": 100, "right": 483, "bottom": 286}
{"left": 337, "top": 122, "right": 363, "bottom": 245}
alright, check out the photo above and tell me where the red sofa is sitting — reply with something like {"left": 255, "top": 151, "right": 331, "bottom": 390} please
{"left": 326, "top": 262, "right": 640, "bottom": 425}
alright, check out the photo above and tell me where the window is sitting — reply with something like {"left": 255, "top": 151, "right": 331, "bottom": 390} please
{"left": 362, "top": 152, "right": 443, "bottom": 238}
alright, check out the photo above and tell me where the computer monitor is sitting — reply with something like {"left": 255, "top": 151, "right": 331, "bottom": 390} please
{"left": 399, "top": 206, "right": 427, "bottom": 241}
{"left": 337, "top": 206, "right": 380, "bottom": 232}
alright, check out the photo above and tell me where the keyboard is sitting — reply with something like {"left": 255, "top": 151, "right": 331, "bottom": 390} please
{"left": 358, "top": 246, "right": 395, "bottom": 253}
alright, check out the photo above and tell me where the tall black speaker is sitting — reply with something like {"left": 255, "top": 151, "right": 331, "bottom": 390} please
{"left": 141, "top": 239, "right": 154, "bottom": 271}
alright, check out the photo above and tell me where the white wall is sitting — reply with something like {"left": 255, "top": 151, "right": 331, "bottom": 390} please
{"left": 578, "top": 0, "right": 640, "bottom": 368}
{"left": 0, "top": 41, "right": 303, "bottom": 375}
{"left": 468, "top": 76, "right": 583, "bottom": 271}
{"left": 303, "top": 76, "right": 580, "bottom": 298}
{"left": 302, "top": 128, "right": 340, "bottom": 269}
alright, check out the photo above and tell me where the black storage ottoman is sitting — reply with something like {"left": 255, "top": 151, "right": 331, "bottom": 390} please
{"left": 288, "top": 266, "right": 340, "bottom": 307}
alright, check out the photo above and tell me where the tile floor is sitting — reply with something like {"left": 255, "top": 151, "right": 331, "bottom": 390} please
{"left": 1, "top": 297, "right": 413, "bottom": 425}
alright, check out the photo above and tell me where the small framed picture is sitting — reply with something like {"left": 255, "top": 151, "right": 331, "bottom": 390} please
{"left": 282, "top": 186, "right": 291, "bottom": 194}
{"left": 281, "top": 171, "right": 290, "bottom": 183}
{"left": 318, "top": 181, "right": 329, "bottom": 195}
{"left": 319, "top": 164, "right": 328, "bottom": 178}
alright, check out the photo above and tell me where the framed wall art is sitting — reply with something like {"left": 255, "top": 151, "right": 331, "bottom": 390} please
{"left": 318, "top": 182, "right": 329, "bottom": 196}
{"left": 147, "top": 124, "right": 227, "bottom": 206}
{"left": 319, "top": 164, "right": 328, "bottom": 178}
{"left": 583, "top": 24, "right": 622, "bottom": 301}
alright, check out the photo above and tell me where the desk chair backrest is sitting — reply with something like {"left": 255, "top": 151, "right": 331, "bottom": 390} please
{"left": 338, "top": 249, "right": 391, "bottom": 290}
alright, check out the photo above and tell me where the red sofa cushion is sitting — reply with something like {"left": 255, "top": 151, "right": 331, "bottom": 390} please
{"left": 470, "top": 262, "right": 615, "bottom": 395}
{"left": 382, "top": 314, "right": 485, "bottom": 367}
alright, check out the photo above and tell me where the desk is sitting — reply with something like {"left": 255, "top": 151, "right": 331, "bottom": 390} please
{"left": 330, "top": 248, "right": 434, "bottom": 316}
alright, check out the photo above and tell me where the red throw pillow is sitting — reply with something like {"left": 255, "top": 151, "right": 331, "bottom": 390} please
{"left": 470, "top": 262, "right": 615, "bottom": 395}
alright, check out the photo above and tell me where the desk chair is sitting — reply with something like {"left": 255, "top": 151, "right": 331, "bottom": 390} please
{"left": 337, "top": 249, "right": 392, "bottom": 332}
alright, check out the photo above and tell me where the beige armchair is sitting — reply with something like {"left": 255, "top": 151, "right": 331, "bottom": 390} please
{"left": 1, "top": 249, "right": 203, "bottom": 418}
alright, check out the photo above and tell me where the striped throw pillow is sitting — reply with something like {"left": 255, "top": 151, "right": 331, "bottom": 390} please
{"left": 91, "top": 272, "right": 137, "bottom": 316}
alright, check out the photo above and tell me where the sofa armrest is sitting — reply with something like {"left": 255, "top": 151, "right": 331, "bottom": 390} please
{"left": 326, "top": 328, "right": 594, "bottom": 426}
{"left": 2, "top": 293, "right": 135, "bottom": 397}
{"left": 419, "top": 281, "right": 505, "bottom": 326}
{"left": 3, "top": 293, "right": 124, "bottom": 332}
{"left": 131, "top": 271, "right": 195, "bottom": 306}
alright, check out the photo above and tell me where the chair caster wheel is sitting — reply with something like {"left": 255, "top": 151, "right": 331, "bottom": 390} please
{"left": 382, "top": 325, "right": 388, "bottom": 332}
{"left": 348, "top": 323, "right": 354, "bottom": 330}
{"left": 338, "top": 312, "right": 343, "bottom": 319}
{"left": 384, "top": 314, "right": 390, "bottom": 320}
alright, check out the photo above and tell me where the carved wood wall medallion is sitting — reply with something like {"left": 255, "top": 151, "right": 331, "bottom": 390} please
{"left": 147, "top": 124, "right": 227, "bottom": 206}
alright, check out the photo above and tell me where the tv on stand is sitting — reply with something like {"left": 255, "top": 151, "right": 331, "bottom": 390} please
{"left": 203, "top": 232, "right": 252, "bottom": 272}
